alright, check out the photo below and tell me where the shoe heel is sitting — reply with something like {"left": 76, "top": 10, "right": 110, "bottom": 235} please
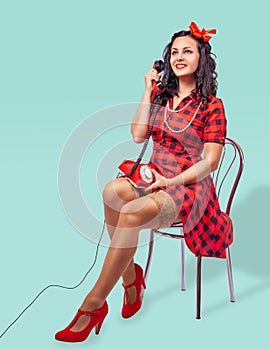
{"left": 95, "top": 317, "right": 105, "bottom": 335}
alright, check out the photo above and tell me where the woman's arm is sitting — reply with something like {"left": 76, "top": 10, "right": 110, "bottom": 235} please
{"left": 146, "top": 142, "right": 224, "bottom": 191}
{"left": 131, "top": 69, "right": 161, "bottom": 143}
{"left": 169, "top": 142, "right": 223, "bottom": 185}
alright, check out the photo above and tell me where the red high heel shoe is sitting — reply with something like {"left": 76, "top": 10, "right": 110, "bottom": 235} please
{"left": 55, "top": 301, "right": 108, "bottom": 343}
{"left": 121, "top": 263, "right": 146, "bottom": 319}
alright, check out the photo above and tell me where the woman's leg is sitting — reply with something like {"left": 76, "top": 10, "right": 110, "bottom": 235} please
{"left": 70, "top": 194, "right": 163, "bottom": 332}
{"left": 102, "top": 177, "right": 140, "bottom": 297}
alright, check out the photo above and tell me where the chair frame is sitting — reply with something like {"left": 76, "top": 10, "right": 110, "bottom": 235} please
{"left": 142, "top": 137, "right": 244, "bottom": 319}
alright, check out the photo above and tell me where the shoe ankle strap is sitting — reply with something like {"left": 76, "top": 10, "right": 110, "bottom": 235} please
{"left": 78, "top": 302, "right": 107, "bottom": 317}
{"left": 122, "top": 280, "right": 136, "bottom": 289}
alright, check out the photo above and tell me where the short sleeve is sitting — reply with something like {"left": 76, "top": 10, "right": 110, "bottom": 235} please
{"left": 203, "top": 98, "right": 227, "bottom": 145}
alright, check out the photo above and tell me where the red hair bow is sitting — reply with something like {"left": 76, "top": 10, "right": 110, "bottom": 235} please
{"left": 189, "top": 22, "right": 216, "bottom": 42}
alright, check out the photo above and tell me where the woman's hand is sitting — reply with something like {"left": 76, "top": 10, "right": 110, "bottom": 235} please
{"left": 144, "top": 68, "right": 162, "bottom": 91}
{"left": 144, "top": 169, "right": 168, "bottom": 193}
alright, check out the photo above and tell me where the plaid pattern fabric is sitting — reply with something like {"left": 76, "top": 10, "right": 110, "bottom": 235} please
{"left": 148, "top": 86, "right": 233, "bottom": 258}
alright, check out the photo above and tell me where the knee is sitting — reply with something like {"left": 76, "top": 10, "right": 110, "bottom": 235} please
{"left": 102, "top": 181, "right": 115, "bottom": 205}
{"left": 102, "top": 179, "right": 136, "bottom": 209}
{"left": 118, "top": 203, "right": 141, "bottom": 228}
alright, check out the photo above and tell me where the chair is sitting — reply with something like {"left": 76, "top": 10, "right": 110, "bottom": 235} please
{"left": 142, "top": 137, "right": 244, "bottom": 319}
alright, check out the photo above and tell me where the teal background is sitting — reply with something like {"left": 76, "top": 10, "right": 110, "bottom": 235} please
{"left": 1, "top": 0, "right": 269, "bottom": 349}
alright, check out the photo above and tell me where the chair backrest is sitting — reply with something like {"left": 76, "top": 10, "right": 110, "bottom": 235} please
{"left": 212, "top": 137, "right": 244, "bottom": 215}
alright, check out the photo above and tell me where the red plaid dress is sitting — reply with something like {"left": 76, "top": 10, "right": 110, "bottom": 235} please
{"left": 149, "top": 87, "right": 233, "bottom": 258}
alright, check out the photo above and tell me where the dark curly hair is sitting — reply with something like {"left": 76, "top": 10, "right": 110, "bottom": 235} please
{"left": 157, "top": 30, "right": 218, "bottom": 107}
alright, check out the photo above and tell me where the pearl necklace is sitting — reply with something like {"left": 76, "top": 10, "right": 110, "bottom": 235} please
{"left": 164, "top": 100, "right": 202, "bottom": 133}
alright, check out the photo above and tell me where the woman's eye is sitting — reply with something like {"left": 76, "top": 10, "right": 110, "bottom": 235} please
{"left": 184, "top": 50, "right": 192, "bottom": 54}
{"left": 171, "top": 51, "right": 178, "bottom": 56}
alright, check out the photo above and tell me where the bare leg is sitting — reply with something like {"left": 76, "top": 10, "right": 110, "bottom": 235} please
{"left": 105, "top": 205, "right": 137, "bottom": 280}
{"left": 103, "top": 178, "right": 140, "bottom": 301}
{"left": 70, "top": 194, "right": 161, "bottom": 332}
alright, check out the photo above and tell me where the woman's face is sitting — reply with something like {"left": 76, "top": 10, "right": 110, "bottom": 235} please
{"left": 170, "top": 36, "right": 200, "bottom": 80}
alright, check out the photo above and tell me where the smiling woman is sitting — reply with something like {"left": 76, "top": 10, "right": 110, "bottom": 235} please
{"left": 54, "top": 21, "right": 232, "bottom": 343}
{"left": 170, "top": 37, "right": 200, "bottom": 80}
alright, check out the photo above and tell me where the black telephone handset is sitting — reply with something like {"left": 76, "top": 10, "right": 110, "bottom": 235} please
{"left": 153, "top": 59, "right": 164, "bottom": 73}
{"left": 152, "top": 60, "right": 164, "bottom": 89}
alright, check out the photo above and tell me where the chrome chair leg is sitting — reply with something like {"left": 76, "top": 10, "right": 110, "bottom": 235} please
{"left": 142, "top": 230, "right": 155, "bottom": 299}
{"left": 196, "top": 256, "right": 202, "bottom": 319}
{"left": 180, "top": 238, "right": 186, "bottom": 291}
{"left": 226, "top": 247, "right": 235, "bottom": 302}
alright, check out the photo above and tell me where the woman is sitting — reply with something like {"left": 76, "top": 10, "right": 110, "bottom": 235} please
{"left": 55, "top": 21, "right": 233, "bottom": 343}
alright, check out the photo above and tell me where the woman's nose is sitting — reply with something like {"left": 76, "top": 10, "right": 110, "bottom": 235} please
{"left": 175, "top": 52, "right": 184, "bottom": 60}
